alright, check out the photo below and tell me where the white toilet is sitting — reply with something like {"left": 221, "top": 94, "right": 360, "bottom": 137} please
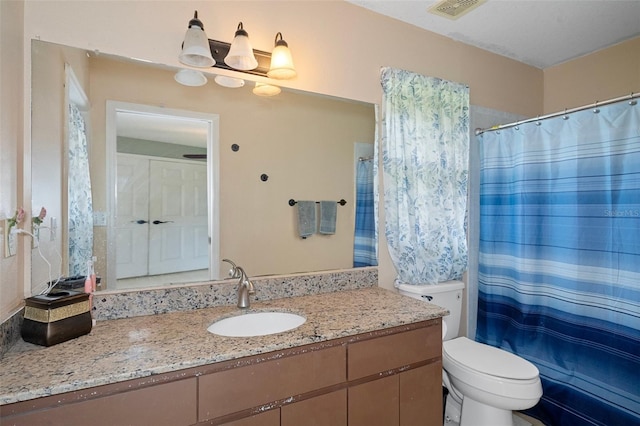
{"left": 397, "top": 280, "right": 542, "bottom": 426}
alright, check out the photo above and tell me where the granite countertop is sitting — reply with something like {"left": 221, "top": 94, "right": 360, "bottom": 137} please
{"left": 0, "top": 287, "right": 447, "bottom": 405}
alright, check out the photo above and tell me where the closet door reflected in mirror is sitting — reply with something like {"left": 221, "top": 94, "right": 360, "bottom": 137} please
{"left": 116, "top": 154, "right": 208, "bottom": 281}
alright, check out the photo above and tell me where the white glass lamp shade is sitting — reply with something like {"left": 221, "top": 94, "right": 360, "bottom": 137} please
{"left": 253, "top": 82, "right": 281, "bottom": 97}
{"left": 179, "top": 12, "right": 215, "bottom": 68}
{"left": 214, "top": 75, "right": 245, "bottom": 88}
{"left": 224, "top": 22, "right": 258, "bottom": 71}
{"left": 174, "top": 69, "right": 208, "bottom": 86}
{"left": 267, "top": 33, "right": 296, "bottom": 80}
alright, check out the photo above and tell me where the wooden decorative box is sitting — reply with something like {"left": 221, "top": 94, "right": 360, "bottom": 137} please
{"left": 21, "top": 290, "right": 92, "bottom": 347}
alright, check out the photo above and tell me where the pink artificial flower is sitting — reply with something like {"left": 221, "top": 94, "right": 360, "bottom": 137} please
{"left": 33, "top": 207, "right": 47, "bottom": 225}
{"left": 16, "top": 208, "right": 25, "bottom": 223}
{"left": 8, "top": 207, "right": 25, "bottom": 228}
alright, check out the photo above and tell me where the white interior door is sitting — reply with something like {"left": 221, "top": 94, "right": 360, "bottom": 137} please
{"left": 116, "top": 154, "right": 149, "bottom": 278}
{"left": 147, "top": 159, "right": 208, "bottom": 275}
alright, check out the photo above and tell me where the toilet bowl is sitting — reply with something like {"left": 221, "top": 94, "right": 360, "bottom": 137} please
{"left": 396, "top": 281, "right": 542, "bottom": 426}
{"left": 443, "top": 337, "right": 542, "bottom": 424}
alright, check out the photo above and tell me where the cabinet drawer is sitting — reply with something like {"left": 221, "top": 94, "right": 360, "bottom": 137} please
{"left": 199, "top": 345, "right": 346, "bottom": 421}
{"left": 348, "top": 324, "right": 441, "bottom": 380}
{"left": 3, "top": 378, "right": 197, "bottom": 426}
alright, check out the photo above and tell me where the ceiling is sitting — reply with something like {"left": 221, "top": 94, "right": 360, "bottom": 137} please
{"left": 347, "top": 0, "right": 640, "bottom": 69}
{"left": 117, "top": 111, "right": 209, "bottom": 148}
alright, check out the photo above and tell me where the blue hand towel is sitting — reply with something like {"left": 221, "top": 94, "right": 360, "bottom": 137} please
{"left": 319, "top": 201, "right": 337, "bottom": 235}
{"left": 297, "top": 201, "right": 316, "bottom": 238}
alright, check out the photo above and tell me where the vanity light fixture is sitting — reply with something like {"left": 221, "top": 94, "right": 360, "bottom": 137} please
{"left": 252, "top": 82, "right": 281, "bottom": 97}
{"left": 178, "top": 11, "right": 297, "bottom": 81}
{"left": 224, "top": 22, "right": 258, "bottom": 71}
{"left": 267, "top": 33, "right": 296, "bottom": 80}
{"left": 178, "top": 11, "right": 216, "bottom": 68}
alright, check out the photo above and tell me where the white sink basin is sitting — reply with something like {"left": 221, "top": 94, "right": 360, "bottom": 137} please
{"left": 207, "top": 312, "right": 306, "bottom": 337}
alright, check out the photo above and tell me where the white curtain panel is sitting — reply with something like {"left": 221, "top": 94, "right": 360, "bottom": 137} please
{"left": 68, "top": 104, "right": 94, "bottom": 276}
{"left": 380, "top": 67, "right": 469, "bottom": 284}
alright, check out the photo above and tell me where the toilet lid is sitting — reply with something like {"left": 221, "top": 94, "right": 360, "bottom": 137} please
{"left": 443, "top": 337, "right": 539, "bottom": 380}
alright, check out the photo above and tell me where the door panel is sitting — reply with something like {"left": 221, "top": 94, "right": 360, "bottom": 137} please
{"left": 116, "top": 155, "right": 149, "bottom": 278}
{"left": 148, "top": 160, "right": 208, "bottom": 275}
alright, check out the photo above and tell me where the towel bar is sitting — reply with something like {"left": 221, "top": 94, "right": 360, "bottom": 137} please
{"left": 289, "top": 199, "right": 346, "bottom": 206}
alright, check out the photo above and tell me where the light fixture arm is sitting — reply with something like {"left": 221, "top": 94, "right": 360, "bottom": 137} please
{"left": 188, "top": 11, "right": 205, "bottom": 29}
{"left": 234, "top": 22, "right": 249, "bottom": 38}
{"left": 274, "top": 32, "right": 288, "bottom": 48}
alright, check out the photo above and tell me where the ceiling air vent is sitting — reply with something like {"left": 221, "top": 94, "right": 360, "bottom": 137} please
{"left": 428, "top": 0, "right": 486, "bottom": 20}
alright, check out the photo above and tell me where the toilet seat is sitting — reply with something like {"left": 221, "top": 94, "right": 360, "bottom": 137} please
{"left": 443, "top": 337, "right": 539, "bottom": 380}
{"left": 442, "top": 337, "right": 542, "bottom": 405}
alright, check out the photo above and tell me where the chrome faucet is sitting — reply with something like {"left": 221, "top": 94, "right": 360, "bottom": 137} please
{"left": 223, "top": 259, "right": 255, "bottom": 309}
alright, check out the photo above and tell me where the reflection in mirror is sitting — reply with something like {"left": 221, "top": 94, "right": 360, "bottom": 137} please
{"left": 31, "top": 40, "right": 377, "bottom": 293}
{"left": 109, "top": 104, "right": 218, "bottom": 290}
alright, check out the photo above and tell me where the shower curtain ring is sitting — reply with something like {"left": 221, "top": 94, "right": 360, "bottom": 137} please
{"left": 562, "top": 108, "right": 569, "bottom": 120}
{"left": 593, "top": 101, "right": 600, "bottom": 114}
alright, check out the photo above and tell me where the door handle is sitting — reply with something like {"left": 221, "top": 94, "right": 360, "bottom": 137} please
{"left": 132, "top": 219, "right": 148, "bottom": 224}
{"left": 152, "top": 220, "right": 174, "bottom": 225}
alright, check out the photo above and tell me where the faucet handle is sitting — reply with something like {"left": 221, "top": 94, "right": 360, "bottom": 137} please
{"left": 246, "top": 279, "right": 255, "bottom": 294}
{"left": 222, "top": 259, "right": 240, "bottom": 278}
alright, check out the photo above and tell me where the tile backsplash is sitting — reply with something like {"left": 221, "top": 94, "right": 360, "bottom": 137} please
{"left": 93, "top": 267, "right": 378, "bottom": 320}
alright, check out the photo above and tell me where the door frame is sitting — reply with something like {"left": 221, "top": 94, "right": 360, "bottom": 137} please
{"left": 106, "top": 101, "right": 220, "bottom": 290}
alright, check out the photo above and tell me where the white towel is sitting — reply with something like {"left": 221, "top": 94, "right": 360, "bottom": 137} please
{"left": 319, "top": 201, "right": 337, "bottom": 235}
{"left": 297, "top": 201, "right": 316, "bottom": 238}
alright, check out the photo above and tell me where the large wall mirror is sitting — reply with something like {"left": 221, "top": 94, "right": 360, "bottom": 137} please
{"left": 31, "top": 40, "right": 377, "bottom": 293}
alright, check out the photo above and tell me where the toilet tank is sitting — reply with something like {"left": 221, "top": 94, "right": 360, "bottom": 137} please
{"left": 396, "top": 280, "right": 465, "bottom": 341}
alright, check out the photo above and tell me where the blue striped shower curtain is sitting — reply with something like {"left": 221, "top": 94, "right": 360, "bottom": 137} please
{"left": 476, "top": 100, "right": 640, "bottom": 425}
{"left": 354, "top": 158, "right": 377, "bottom": 267}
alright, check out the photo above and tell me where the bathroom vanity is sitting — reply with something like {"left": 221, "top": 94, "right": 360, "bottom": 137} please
{"left": 0, "top": 287, "right": 446, "bottom": 425}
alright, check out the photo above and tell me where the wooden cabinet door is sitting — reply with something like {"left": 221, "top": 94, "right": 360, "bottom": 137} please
{"left": 349, "top": 375, "right": 399, "bottom": 426}
{"left": 400, "top": 361, "right": 443, "bottom": 426}
{"left": 281, "top": 389, "right": 347, "bottom": 426}
{"left": 219, "top": 409, "right": 280, "bottom": 426}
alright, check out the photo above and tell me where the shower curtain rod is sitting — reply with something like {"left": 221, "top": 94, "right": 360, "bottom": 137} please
{"left": 475, "top": 92, "right": 639, "bottom": 136}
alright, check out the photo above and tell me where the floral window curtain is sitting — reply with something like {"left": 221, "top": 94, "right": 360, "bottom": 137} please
{"left": 380, "top": 68, "right": 469, "bottom": 284}
{"left": 68, "top": 104, "right": 94, "bottom": 276}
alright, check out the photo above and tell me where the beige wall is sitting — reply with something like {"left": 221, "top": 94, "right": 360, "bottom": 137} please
{"left": 3, "top": 1, "right": 635, "bottom": 321}
{"left": 544, "top": 37, "right": 640, "bottom": 113}
{"left": 1, "top": 0, "right": 25, "bottom": 322}
{"left": 30, "top": 41, "right": 90, "bottom": 293}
